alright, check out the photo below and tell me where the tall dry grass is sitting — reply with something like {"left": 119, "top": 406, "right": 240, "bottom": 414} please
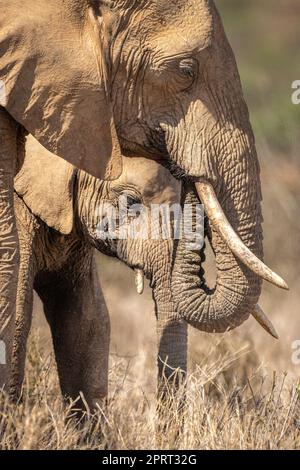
{"left": 1, "top": 146, "right": 300, "bottom": 450}
{"left": 1, "top": 329, "right": 300, "bottom": 450}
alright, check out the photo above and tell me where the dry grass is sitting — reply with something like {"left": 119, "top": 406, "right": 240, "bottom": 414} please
{"left": 1, "top": 329, "right": 300, "bottom": 450}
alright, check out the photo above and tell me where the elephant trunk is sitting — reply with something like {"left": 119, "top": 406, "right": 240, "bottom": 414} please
{"left": 153, "top": 286, "right": 188, "bottom": 397}
{"left": 173, "top": 227, "right": 262, "bottom": 333}
{"left": 150, "top": 251, "right": 187, "bottom": 397}
{"left": 172, "top": 129, "right": 268, "bottom": 333}
{"left": 151, "top": 278, "right": 187, "bottom": 440}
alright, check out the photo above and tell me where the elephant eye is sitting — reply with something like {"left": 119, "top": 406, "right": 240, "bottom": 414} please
{"left": 119, "top": 192, "right": 142, "bottom": 210}
{"left": 126, "top": 195, "right": 139, "bottom": 207}
{"left": 89, "top": 0, "right": 100, "bottom": 14}
{"left": 121, "top": 194, "right": 143, "bottom": 220}
{"left": 179, "top": 58, "right": 198, "bottom": 85}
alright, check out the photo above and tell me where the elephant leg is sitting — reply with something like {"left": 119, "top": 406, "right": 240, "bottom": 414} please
{"left": 10, "top": 203, "right": 36, "bottom": 401}
{"left": 35, "top": 256, "right": 110, "bottom": 413}
{"left": 0, "top": 108, "right": 19, "bottom": 391}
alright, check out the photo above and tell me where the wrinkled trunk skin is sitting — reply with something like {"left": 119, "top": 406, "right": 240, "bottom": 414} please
{"left": 0, "top": 108, "right": 19, "bottom": 391}
{"left": 171, "top": 122, "right": 265, "bottom": 331}
{"left": 152, "top": 279, "right": 187, "bottom": 442}
{"left": 172, "top": 170, "right": 263, "bottom": 332}
{"left": 153, "top": 282, "right": 188, "bottom": 398}
{"left": 148, "top": 238, "right": 188, "bottom": 397}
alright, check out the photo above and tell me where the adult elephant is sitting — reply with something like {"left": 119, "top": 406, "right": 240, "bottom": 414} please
{"left": 84, "top": 0, "right": 288, "bottom": 330}
{"left": 0, "top": 0, "right": 123, "bottom": 389}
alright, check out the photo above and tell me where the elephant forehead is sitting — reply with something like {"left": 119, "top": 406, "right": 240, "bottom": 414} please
{"left": 148, "top": 0, "right": 214, "bottom": 54}
{"left": 120, "top": 156, "right": 181, "bottom": 202}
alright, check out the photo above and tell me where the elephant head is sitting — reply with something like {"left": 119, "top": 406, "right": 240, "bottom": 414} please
{"left": 86, "top": 0, "right": 288, "bottom": 332}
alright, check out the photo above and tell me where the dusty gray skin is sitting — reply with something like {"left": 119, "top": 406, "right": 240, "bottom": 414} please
{"left": 11, "top": 136, "right": 187, "bottom": 410}
{"left": 1, "top": 0, "right": 287, "bottom": 391}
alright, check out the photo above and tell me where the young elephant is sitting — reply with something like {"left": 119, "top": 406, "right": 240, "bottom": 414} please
{"left": 11, "top": 135, "right": 187, "bottom": 410}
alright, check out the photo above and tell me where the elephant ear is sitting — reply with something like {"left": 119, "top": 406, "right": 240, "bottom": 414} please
{"left": 14, "top": 135, "right": 76, "bottom": 235}
{"left": 0, "top": 0, "right": 121, "bottom": 180}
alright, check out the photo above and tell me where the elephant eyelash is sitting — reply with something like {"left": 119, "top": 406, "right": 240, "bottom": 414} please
{"left": 180, "top": 65, "right": 195, "bottom": 79}
{"left": 156, "top": 56, "right": 198, "bottom": 92}
{"left": 179, "top": 58, "right": 198, "bottom": 83}
{"left": 89, "top": 0, "right": 100, "bottom": 14}
{"left": 124, "top": 195, "right": 141, "bottom": 208}
{"left": 111, "top": 188, "right": 142, "bottom": 206}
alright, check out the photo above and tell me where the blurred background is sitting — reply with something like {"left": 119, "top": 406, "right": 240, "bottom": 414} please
{"left": 32, "top": 0, "right": 300, "bottom": 397}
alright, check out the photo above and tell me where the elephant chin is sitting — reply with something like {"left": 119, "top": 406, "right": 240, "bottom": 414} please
{"left": 171, "top": 181, "right": 288, "bottom": 335}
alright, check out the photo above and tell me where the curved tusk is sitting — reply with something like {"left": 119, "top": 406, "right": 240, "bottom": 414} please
{"left": 251, "top": 305, "right": 279, "bottom": 339}
{"left": 195, "top": 181, "right": 289, "bottom": 291}
{"left": 134, "top": 269, "right": 144, "bottom": 295}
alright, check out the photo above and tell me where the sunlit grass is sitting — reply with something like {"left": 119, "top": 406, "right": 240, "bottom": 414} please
{"left": 1, "top": 336, "right": 300, "bottom": 450}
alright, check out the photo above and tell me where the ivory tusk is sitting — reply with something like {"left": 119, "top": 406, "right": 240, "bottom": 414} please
{"left": 251, "top": 305, "right": 279, "bottom": 340}
{"left": 195, "top": 181, "right": 289, "bottom": 291}
{"left": 134, "top": 269, "right": 144, "bottom": 295}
